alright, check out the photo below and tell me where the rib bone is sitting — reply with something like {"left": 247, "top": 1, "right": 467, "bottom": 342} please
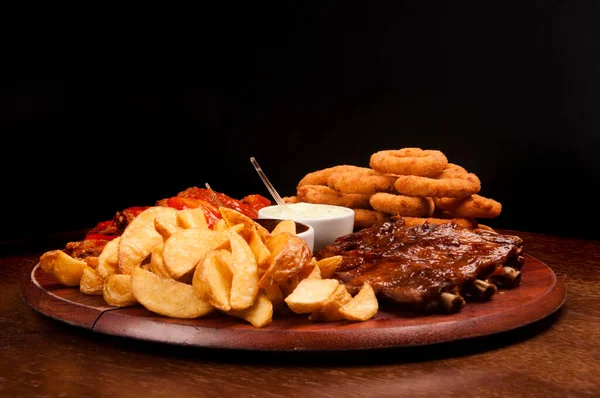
{"left": 440, "top": 292, "right": 466, "bottom": 313}
{"left": 489, "top": 266, "right": 522, "bottom": 288}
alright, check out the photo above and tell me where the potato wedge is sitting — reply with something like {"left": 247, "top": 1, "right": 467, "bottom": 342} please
{"left": 299, "top": 257, "right": 320, "bottom": 280}
{"left": 154, "top": 213, "right": 181, "bottom": 240}
{"left": 228, "top": 292, "right": 273, "bottom": 328}
{"left": 96, "top": 237, "right": 120, "bottom": 279}
{"left": 140, "top": 263, "right": 152, "bottom": 271}
{"left": 80, "top": 266, "right": 105, "bottom": 295}
{"left": 149, "top": 242, "right": 171, "bottom": 279}
{"left": 162, "top": 227, "right": 232, "bottom": 280}
{"left": 176, "top": 207, "right": 209, "bottom": 230}
{"left": 131, "top": 267, "right": 214, "bottom": 318}
{"left": 229, "top": 232, "right": 259, "bottom": 310}
{"left": 39, "top": 250, "right": 87, "bottom": 286}
{"left": 261, "top": 285, "right": 286, "bottom": 314}
{"left": 213, "top": 218, "right": 228, "bottom": 231}
{"left": 192, "top": 249, "right": 233, "bottom": 312}
{"left": 39, "top": 250, "right": 60, "bottom": 275}
{"left": 118, "top": 206, "right": 178, "bottom": 275}
{"left": 317, "top": 255, "right": 343, "bottom": 279}
{"left": 278, "top": 257, "right": 320, "bottom": 298}
{"left": 271, "top": 219, "right": 297, "bottom": 236}
{"left": 309, "top": 284, "right": 352, "bottom": 322}
{"left": 339, "top": 283, "right": 378, "bottom": 321}
{"left": 103, "top": 274, "right": 137, "bottom": 307}
{"left": 219, "top": 207, "right": 270, "bottom": 240}
{"left": 258, "top": 232, "right": 312, "bottom": 288}
{"left": 284, "top": 278, "right": 340, "bottom": 314}
{"left": 249, "top": 224, "right": 271, "bottom": 274}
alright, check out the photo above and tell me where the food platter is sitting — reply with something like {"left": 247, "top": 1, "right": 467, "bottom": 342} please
{"left": 21, "top": 253, "right": 566, "bottom": 351}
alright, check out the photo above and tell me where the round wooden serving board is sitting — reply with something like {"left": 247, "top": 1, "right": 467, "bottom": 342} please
{"left": 21, "top": 254, "right": 566, "bottom": 352}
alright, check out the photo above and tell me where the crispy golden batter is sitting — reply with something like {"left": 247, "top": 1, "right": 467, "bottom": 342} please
{"left": 434, "top": 194, "right": 502, "bottom": 219}
{"left": 394, "top": 163, "right": 481, "bottom": 198}
{"left": 369, "top": 193, "right": 434, "bottom": 217}
{"left": 297, "top": 185, "right": 372, "bottom": 209}
{"left": 370, "top": 148, "right": 448, "bottom": 177}
{"left": 353, "top": 209, "right": 388, "bottom": 230}
{"left": 297, "top": 165, "right": 363, "bottom": 188}
{"left": 327, "top": 167, "right": 397, "bottom": 195}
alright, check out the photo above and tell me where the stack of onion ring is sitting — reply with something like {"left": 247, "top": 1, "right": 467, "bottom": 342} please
{"left": 287, "top": 147, "right": 502, "bottom": 233}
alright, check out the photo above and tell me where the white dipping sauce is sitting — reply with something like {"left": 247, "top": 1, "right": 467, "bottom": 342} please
{"left": 259, "top": 203, "right": 352, "bottom": 220}
{"left": 258, "top": 203, "right": 354, "bottom": 253}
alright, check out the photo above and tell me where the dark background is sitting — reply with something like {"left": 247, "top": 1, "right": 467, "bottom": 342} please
{"left": 2, "top": 2, "right": 598, "bottom": 242}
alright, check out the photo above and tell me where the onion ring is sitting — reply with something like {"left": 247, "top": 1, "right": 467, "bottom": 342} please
{"left": 296, "top": 185, "right": 372, "bottom": 209}
{"left": 282, "top": 196, "right": 299, "bottom": 204}
{"left": 392, "top": 215, "right": 478, "bottom": 229}
{"left": 370, "top": 148, "right": 448, "bottom": 177}
{"left": 393, "top": 163, "right": 481, "bottom": 198}
{"left": 369, "top": 193, "right": 434, "bottom": 217}
{"left": 297, "top": 165, "right": 363, "bottom": 188}
{"left": 353, "top": 209, "right": 388, "bottom": 230}
{"left": 433, "top": 194, "right": 502, "bottom": 219}
{"left": 327, "top": 167, "right": 397, "bottom": 195}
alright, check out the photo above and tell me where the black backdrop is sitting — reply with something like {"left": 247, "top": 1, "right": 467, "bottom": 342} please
{"left": 2, "top": 2, "right": 599, "bottom": 241}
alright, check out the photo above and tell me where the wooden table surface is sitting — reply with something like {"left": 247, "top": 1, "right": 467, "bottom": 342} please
{"left": 1, "top": 229, "right": 598, "bottom": 398}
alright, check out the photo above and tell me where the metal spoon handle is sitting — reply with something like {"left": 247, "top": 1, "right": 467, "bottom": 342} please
{"left": 250, "top": 157, "right": 290, "bottom": 208}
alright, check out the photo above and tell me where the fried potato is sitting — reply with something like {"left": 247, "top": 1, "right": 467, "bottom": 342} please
{"left": 103, "top": 274, "right": 137, "bottom": 307}
{"left": 149, "top": 242, "right": 171, "bottom": 279}
{"left": 258, "top": 232, "right": 312, "bottom": 288}
{"left": 219, "top": 207, "right": 270, "bottom": 240}
{"left": 228, "top": 292, "right": 273, "bottom": 328}
{"left": 118, "top": 206, "right": 178, "bottom": 275}
{"left": 299, "top": 257, "right": 320, "bottom": 280}
{"left": 279, "top": 257, "right": 320, "bottom": 298}
{"left": 131, "top": 267, "right": 214, "bottom": 318}
{"left": 317, "top": 255, "right": 343, "bottom": 278}
{"left": 284, "top": 278, "right": 340, "bottom": 314}
{"left": 154, "top": 213, "right": 181, "bottom": 240}
{"left": 249, "top": 225, "right": 271, "bottom": 274}
{"left": 39, "top": 250, "right": 57, "bottom": 275}
{"left": 271, "top": 219, "right": 297, "bottom": 236}
{"left": 140, "top": 263, "right": 152, "bottom": 271}
{"left": 39, "top": 250, "right": 87, "bottom": 286}
{"left": 229, "top": 232, "right": 259, "bottom": 310}
{"left": 213, "top": 218, "right": 228, "bottom": 231}
{"left": 261, "top": 285, "right": 286, "bottom": 314}
{"left": 80, "top": 266, "right": 104, "bottom": 295}
{"left": 339, "top": 283, "right": 378, "bottom": 321}
{"left": 176, "top": 207, "right": 209, "bottom": 230}
{"left": 162, "top": 228, "right": 231, "bottom": 280}
{"left": 192, "top": 249, "right": 233, "bottom": 312}
{"left": 308, "top": 284, "right": 352, "bottom": 322}
{"left": 96, "top": 237, "right": 120, "bottom": 279}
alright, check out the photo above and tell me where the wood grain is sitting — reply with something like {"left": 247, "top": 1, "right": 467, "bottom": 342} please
{"left": 21, "top": 254, "right": 565, "bottom": 351}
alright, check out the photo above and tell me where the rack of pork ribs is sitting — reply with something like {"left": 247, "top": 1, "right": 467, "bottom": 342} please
{"left": 316, "top": 218, "right": 524, "bottom": 314}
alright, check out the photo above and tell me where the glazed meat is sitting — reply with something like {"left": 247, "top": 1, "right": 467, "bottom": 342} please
{"left": 317, "top": 219, "right": 524, "bottom": 313}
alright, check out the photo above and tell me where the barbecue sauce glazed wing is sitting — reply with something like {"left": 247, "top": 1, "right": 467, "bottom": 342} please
{"left": 316, "top": 219, "right": 524, "bottom": 313}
